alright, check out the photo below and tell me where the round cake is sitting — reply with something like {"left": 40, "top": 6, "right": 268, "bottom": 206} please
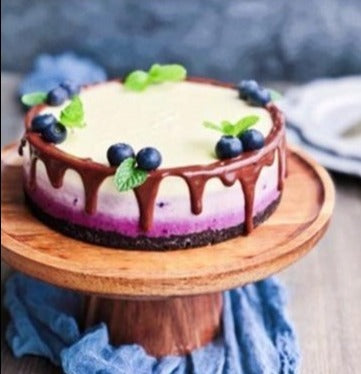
{"left": 20, "top": 68, "right": 286, "bottom": 250}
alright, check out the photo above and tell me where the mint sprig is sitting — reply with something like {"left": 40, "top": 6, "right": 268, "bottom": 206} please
{"left": 59, "top": 96, "right": 85, "bottom": 128}
{"left": 124, "top": 63, "right": 187, "bottom": 91}
{"left": 114, "top": 158, "right": 148, "bottom": 191}
{"left": 124, "top": 70, "right": 150, "bottom": 92}
{"left": 203, "top": 115, "right": 259, "bottom": 137}
{"left": 21, "top": 92, "right": 47, "bottom": 106}
{"left": 148, "top": 64, "right": 187, "bottom": 83}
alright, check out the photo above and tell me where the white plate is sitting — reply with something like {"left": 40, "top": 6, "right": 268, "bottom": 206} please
{"left": 279, "top": 76, "right": 361, "bottom": 177}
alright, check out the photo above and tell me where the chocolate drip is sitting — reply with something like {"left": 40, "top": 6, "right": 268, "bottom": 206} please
{"left": 28, "top": 143, "right": 113, "bottom": 215}
{"left": 23, "top": 79, "right": 286, "bottom": 235}
{"left": 43, "top": 158, "right": 68, "bottom": 188}
{"left": 29, "top": 154, "right": 38, "bottom": 190}
{"left": 184, "top": 175, "right": 207, "bottom": 215}
{"left": 134, "top": 178, "right": 163, "bottom": 231}
{"left": 80, "top": 172, "right": 109, "bottom": 214}
{"left": 18, "top": 138, "right": 26, "bottom": 156}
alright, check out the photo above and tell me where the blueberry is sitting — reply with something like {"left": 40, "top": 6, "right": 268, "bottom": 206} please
{"left": 31, "top": 114, "right": 57, "bottom": 133}
{"left": 41, "top": 123, "right": 67, "bottom": 144}
{"left": 107, "top": 143, "right": 135, "bottom": 166}
{"left": 239, "top": 129, "right": 265, "bottom": 151}
{"left": 215, "top": 136, "right": 243, "bottom": 160}
{"left": 247, "top": 88, "right": 271, "bottom": 106}
{"left": 136, "top": 147, "right": 162, "bottom": 171}
{"left": 60, "top": 81, "right": 81, "bottom": 98}
{"left": 47, "top": 86, "right": 69, "bottom": 106}
{"left": 238, "top": 80, "right": 259, "bottom": 99}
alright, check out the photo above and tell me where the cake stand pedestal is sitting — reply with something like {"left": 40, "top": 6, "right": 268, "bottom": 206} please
{"left": 1, "top": 144, "right": 334, "bottom": 357}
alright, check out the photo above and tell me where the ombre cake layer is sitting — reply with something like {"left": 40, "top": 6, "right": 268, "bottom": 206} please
{"left": 22, "top": 79, "right": 286, "bottom": 250}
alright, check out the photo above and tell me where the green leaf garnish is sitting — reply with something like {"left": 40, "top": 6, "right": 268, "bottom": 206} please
{"left": 124, "top": 70, "right": 150, "bottom": 91}
{"left": 232, "top": 115, "right": 259, "bottom": 136}
{"left": 114, "top": 157, "right": 148, "bottom": 192}
{"left": 148, "top": 64, "right": 187, "bottom": 83}
{"left": 220, "top": 121, "right": 235, "bottom": 135}
{"left": 203, "top": 121, "right": 224, "bottom": 133}
{"left": 203, "top": 115, "right": 260, "bottom": 137}
{"left": 268, "top": 89, "right": 283, "bottom": 101}
{"left": 21, "top": 92, "right": 47, "bottom": 106}
{"left": 59, "top": 96, "right": 85, "bottom": 128}
{"left": 124, "top": 63, "right": 187, "bottom": 91}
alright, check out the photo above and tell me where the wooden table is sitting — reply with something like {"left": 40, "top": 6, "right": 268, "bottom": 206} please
{"left": 1, "top": 73, "right": 361, "bottom": 373}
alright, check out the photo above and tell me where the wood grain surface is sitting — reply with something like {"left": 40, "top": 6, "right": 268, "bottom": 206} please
{"left": 1, "top": 145, "right": 334, "bottom": 298}
{"left": 2, "top": 74, "right": 360, "bottom": 374}
{"left": 84, "top": 293, "right": 223, "bottom": 356}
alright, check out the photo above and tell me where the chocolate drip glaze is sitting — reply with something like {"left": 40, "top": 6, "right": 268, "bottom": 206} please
{"left": 24, "top": 79, "right": 286, "bottom": 234}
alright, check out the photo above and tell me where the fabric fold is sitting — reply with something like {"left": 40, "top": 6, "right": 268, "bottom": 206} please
{"left": 4, "top": 273, "right": 299, "bottom": 373}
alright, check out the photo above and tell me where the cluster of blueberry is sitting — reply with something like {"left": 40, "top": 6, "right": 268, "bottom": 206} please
{"left": 214, "top": 80, "right": 271, "bottom": 160}
{"left": 29, "top": 81, "right": 83, "bottom": 144}
{"left": 46, "top": 81, "right": 80, "bottom": 106}
{"left": 31, "top": 114, "right": 67, "bottom": 144}
{"left": 215, "top": 130, "right": 265, "bottom": 160}
{"left": 237, "top": 80, "right": 271, "bottom": 107}
{"left": 107, "top": 143, "right": 162, "bottom": 171}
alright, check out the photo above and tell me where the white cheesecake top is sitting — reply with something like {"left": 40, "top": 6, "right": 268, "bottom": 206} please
{"left": 39, "top": 81, "right": 273, "bottom": 168}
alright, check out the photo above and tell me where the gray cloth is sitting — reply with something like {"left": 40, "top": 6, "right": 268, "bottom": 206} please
{"left": 2, "top": 0, "right": 361, "bottom": 81}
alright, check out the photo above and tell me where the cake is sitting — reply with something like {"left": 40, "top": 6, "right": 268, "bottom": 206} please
{"left": 19, "top": 64, "right": 286, "bottom": 250}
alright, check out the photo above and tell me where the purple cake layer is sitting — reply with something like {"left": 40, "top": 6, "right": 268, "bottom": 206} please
{"left": 24, "top": 179, "right": 280, "bottom": 238}
{"left": 24, "top": 191, "right": 281, "bottom": 250}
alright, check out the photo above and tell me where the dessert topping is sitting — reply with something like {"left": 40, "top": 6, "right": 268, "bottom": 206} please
{"left": 112, "top": 147, "right": 162, "bottom": 191}
{"left": 59, "top": 96, "right": 85, "bottom": 128}
{"left": 31, "top": 114, "right": 57, "bottom": 133}
{"left": 203, "top": 115, "right": 259, "bottom": 137}
{"left": 136, "top": 147, "right": 162, "bottom": 171}
{"left": 107, "top": 143, "right": 135, "bottom": 166}
{"left": 204, "top": 115, "right": 267, "bottom": 159}
{"left": 30, "top": 113, "right": 67, "bottom": 144}
{"left": 21, "top": 92, "right": 47, "bottom": 106}
{"left": 237, "top": 80, "right": 271, "bottom": 106}
{"left": 41, "top": 123, "right": 67, "bottom": 144}
{"left": 240, "top": 129, "right": 265, "bottom": 151}
{"left": 215, "top": 136, "right": 243, "bottom": 160}
{"left": 124, "top": 63, "right": 187, "bottom": 92}
{"left": 21, "top": 80, "right": 81, "bottom": 107}
{"left": 46, "top": 86, "right": 68, "bottom": 106}
{"left": 59, "top": 81, "right": 81, "bottom": 98}
{"left": 114, "top": 157, "right": 148, "bottom": 192}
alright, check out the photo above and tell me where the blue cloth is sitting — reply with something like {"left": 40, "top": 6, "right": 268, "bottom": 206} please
{"left": 5, "top": 273, "right": 299, "bottom": 373}
{"left": 18, "top": 53, "right": 107, "bottom": 96}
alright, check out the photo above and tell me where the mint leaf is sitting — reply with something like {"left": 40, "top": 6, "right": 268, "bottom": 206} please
{"left": 220, "top": 121, "right": 235, "bottom": 135}
{"left": 149, "top": 64, "right": 187, "bottom": 83}
{"left": 203, "top": 116, "right": 259, "bottom": 136}
{"left": 203, "top": 121, "right": 223, "bottom": 133}
{"left": 114, "top": 158, "right": 148, "bottom": 192}
{"left": 124, "top": 64, "right": 187, "bottom": 91}
{"left": 268, "top": 89, "right": 283, "bottom": 101}
{"left": 233, "top": 115, "right": 259, "bottom": 136}
{"left": 124, "top": 70, "right": 150, "bottom": 91}
{"left": 59, "top": 96, "right": 85, "bottom": 128}
{"left": 21, "top": 92, "right": 47, "bottom": 106}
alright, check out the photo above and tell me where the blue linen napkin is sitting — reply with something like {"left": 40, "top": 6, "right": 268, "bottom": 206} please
{"left": 18, "top": 52, "right": 107, "bottom": 96}
{"left": 4, "top": 273, "right": 299, "bottom": 374}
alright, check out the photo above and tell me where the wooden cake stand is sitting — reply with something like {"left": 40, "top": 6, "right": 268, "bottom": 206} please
{"left": 1, "top": 144, "right": 334, "bottom": 357}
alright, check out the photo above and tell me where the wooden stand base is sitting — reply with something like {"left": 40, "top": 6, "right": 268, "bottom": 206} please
{"left": 84, "top": 293, "right": 223, "bottom": 356}
{"left": 1, "top": 145, "right": 334, "bottom": 357}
